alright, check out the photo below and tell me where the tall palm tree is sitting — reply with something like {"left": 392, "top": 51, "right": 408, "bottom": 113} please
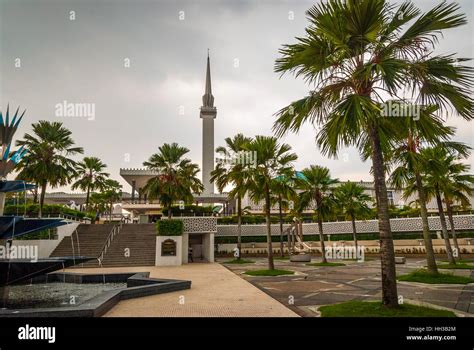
{"left": 421, "top": 145, "right": 472, "bottom": 263}
{"left": 72, "top": 157, "right": 109, "bottom": 210}
{"left": 246, "top": 136, "right": 297, "bottom": 270}
{"left": 143, "top": 143, "right": 203, "bottom": 219}
{"left": 16, "top": 121, "right": 83, "bottom": 217}
{"left": 273, "top": 0, "right": 473, "bottom": 307}
{"left": 334, "top": 182, "right": 372, "bottom": 254}
{"left": 297, "top": 166, "right": 338, "bottom": 263}
{"left": 211, "top": 134, "right": 253, "bottom": 260}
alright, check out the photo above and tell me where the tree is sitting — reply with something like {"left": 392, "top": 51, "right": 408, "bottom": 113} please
{"left": 388, "top": 108, "right": 456, "bottom": 274}
{"left": 90, "top": 179, "right": 122, "bottom": 222}
{"left": 273, "top": 0, "right": 473, "bottom": 307}
{"left": 270, "top": 173, "right": 297, "bottom": 257}
{"left": 246, "top": 136, "right": 297, "bottom": 270}
{"left": 297, "top": 166, "right": 338, "bottom": 263}
{"left": 334, "top": 182, "right": 372, "bottom": 253}
{"left": 16, "top": 121, "right": 83, "bottom": 217}
{"left": 72, "top": 157, "right": 109, "bottom": 210}
{"left": 211, "top": 134, "right": 253, "bottom": 260}
{"left": 421, "top": 145, "right": 472, "bottom": 263}
{"left": 143, "top": 143, "right": 203, "bottom": 219}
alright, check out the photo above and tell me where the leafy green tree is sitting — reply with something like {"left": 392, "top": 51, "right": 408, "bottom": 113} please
{"left": 273, "top": 0, "right": 473, "bottom": 307}
{"left": 297, "top": 166, "right": 338, "bottom": 263}
{"left": 211, "top": 134, "right": 253, "bottom": 260}
{"left": 72, "top": 157, "right": 109, "bottom": 210}
{"left": 421, "top": 145, "right": 472, "bottom": 263}
{"left": 143, "top": 143, "right": 203, "bottom": 219}
{"left": 246, "top": 136, "right": 297, "bottom": 270}
{"left": 16, "top": 121, "right": 83, "bottom": 217}
{"left": 334, "top": 182, "right": 372, "bottom": 253}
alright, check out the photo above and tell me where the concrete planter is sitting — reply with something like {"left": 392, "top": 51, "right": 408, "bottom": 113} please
{"left": 290, "top": 253, "right": 311, "bottom": 262}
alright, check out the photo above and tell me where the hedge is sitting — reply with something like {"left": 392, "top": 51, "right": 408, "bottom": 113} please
{"left": 156, "top": 219, "right": 184, "bottom": 236}
{"left": 214, "top": 231, "right": 474, "bottom": 244}
{"left": 3, "top": 204, "right": 95, "bottom": 220}
{"left": 162, "top": 204, "right": 214, "bottom": 217}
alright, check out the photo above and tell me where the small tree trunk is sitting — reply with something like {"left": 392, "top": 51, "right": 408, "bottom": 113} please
{"left": 317, "top": 213, "right": 327, "bottom": 263}
{"left": 446, "top": 200, "right": 461, "bottom": 260}
{"left": 435, "top": 190, "right": 455, "bottom": 265}
{"left": 237, "top": 196, "right": 242, "bottom": 260}
{"left": 370, "top": 126, "right": 398, "bottom": 308}
{"left": 39, "top": 182, "right": 47, "bottom": 218}
{"left": 351, "top": 214, "right": 358, "bottom": 254}
{"left": 265, "top": 184, "right": 274, "bottom": 270}
{"left": 278, "top": 195, "right": 284, "bottom": 257}
{"left": 85, "top": 185, "right": 91, "bottom": 211}
{"left": 33, "top": 184, "right": 38, "bottom": 203}
{"left": 415, "top": 172, "right": 438, "bottom": 274}
{"left": 168, "top": 203, "right": 172, "bottom": 219}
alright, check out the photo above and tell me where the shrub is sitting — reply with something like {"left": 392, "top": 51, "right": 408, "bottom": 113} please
{"left": 156, "top": 219, "right": 184, "bottom": 236}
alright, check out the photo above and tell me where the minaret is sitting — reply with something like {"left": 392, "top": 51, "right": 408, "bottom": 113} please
{"left": 200, "top": 52, "right": 216, "bottom": 195}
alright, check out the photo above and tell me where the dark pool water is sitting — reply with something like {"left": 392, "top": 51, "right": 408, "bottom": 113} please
{"left": 2, "top": 282, "right": 126, "bottom": 309}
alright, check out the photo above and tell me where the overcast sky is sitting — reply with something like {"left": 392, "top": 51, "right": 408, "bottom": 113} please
{"left": 1, "top": 0, "right": 473, "bottom": 193}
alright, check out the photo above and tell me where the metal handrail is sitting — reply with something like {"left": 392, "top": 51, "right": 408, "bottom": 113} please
{"left": 97, "top": 222, "right": 123, "bottom": 265}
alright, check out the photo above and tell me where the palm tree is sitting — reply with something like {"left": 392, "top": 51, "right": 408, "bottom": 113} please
{"left": 211, "top": 134, "right": 253, "bottom": 260}
{"left": 270, "top": 174, "right": 296, "bottom": 257}
{"left": 16, "top": 121, "right": 83, "bottom": 217}
{"left": 388, "top": 109, "right": 456, "bottom": 274}
{"left": 246, "top": 136, "right": 297, "bottom": 270}
{"left": 421, "top": 145, "right": 472, "bottom": 263}
{"left": 297, "top": 166, "right": 338, "bottom": 263}
{"left": 72, "top": 157, "right": 109, "bottom": 210}
{"left": 143, "top": 143, "right": 203, "bottom": 219}
{"left": 334, "top": 182, "right": 372, "bottom": 254}
{"left": 443, "top": 165, "right": 474, "bottom": 260}
{"left": 273, "top": 0, "right": 473, "bottom": 307}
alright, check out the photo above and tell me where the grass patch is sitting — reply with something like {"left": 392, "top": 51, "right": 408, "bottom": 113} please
{"left": 222, "top": 259, "right": 255, "bottom": 264}
{"left": 307, "top": 262, "right": 346, "bottom": 267}
{"left": 244, "top": 269, "right": 294, "bottom": 276}
{"left": 274, "top": 256, "right": 290, "bottom": 260}
{"left": 319, "top": 301, "right": 456, "bottom": 317}
{"left": 398, "top": 269, "right": 474, "bottom": 284}
{"left": 438, "top": 263, "right": 474, "bottom": 270}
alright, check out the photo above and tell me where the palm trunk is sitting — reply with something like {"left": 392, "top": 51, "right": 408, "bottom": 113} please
{"left": 85, "top": 185, "right": 91, "bottom": 211}
{"left": 350, "top": 214, "right": 358, "bottom": 254}
{"left": 370, "top": 126, "right": 398, "bottom": 308}
{"left": 278, "top": 195, "right": 284, "bottom": 257}
{"left": 33, "top": 184, "right": 38, "bottom": 203}
{"left": 237, "top": 195, "right": 242, "bottom": 261}
{"left": 39, "top": 182, "right": 47, "bottom": 218}
{"left": 265, "top": 184, "right": 274, "bottom": 270}
{"left": 446, "top": 200, "right": 461, "bottom": 260}
{"left": 317, "top": 214, "right": 327, "bottom": 263}
{"left": 435, "top": 190, "right": 455, "bottom": 264}
{"left": 415, "top": 172, "right": 438, "bottom": 274}
{"left": 168, "top": 203, "right": 172, "bottom": 219}
{"left": 316, "top": 191, "right": 327, "bottom": 263}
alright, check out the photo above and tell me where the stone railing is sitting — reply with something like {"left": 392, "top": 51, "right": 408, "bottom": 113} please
{"left": 173, "top": 217, "right": 217, "bottom": 233}
{"left": 216, "top": 214, "right": 474, "bottom": 237}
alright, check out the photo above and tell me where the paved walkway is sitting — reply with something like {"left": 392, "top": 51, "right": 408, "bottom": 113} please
{"left": 222, "top": 257, "right": 474, "bottom": 317}
{"left": 70, "top": 263, "right": 298, "bottom": 317}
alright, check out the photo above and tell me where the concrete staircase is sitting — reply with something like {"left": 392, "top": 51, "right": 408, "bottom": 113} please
{"left": 100, "top": 224, "right": 156, "bottom": 267}
{"left": 49, "top": 223, "right": 156, "bottom": 268}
